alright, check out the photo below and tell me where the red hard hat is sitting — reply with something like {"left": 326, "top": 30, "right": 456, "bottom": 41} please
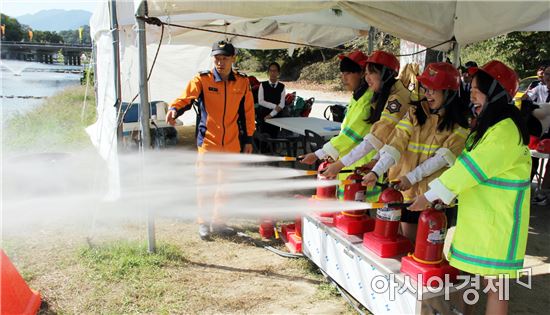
{"left": 338, "top": 50, "right": 368, "bottom": 70}
{"left": 417, "top": 62, "right": 460, "bottom": 91}
{"left": 378, "top": 187, "right": 404, "bottom": 204}
{"left": 536, "top": 139, "right": 550, "bottom": 154}
{"left": 468, "top": 60, "right": 519, "bottom": 100}
{"left": 367, "top": 50, "right": 400, "bottom": 73}
{"left": 285, "top": 92, "right": 296, "bottom": 106}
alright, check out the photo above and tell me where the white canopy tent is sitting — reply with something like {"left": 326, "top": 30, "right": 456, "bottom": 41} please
{"left": 87, "top": 0, "right": 550, "bottom": 199}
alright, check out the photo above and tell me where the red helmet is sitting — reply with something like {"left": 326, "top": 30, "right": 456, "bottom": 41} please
{"left": 378, "top": 187, "right": 404, "bottom": 204}
{"left": 367, "top": 50, "right": 400, "bottom": 74}
{"left": 417, "top": 62, "right": 460, "bottom": 91}
{"left": 338, "top": 50, "right": 368, "bottom": 70}
{"left": 536, "top": 139, "right": 550, "bottom": 154}
{"left": 285, "top": 92, "right": 296, "bottom": 106}
{"left": 468, "top": 60, "right": 519, "bottom": 100}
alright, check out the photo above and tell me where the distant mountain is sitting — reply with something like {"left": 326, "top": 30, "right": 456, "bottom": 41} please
{"left": 17, "top": 9, "right": 92, "bottom": 32}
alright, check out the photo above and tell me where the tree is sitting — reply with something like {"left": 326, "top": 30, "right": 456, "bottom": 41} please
{"left": 59, "top": 25, "right": 91, "bottom": 45}
{"left": 0, "top": 14, "right": 24, "bottom": 41}
{"left": 32, "top": 30, "right": 64, "bottom": 43}
{"left": 461, "top": 31, "right": 550, "bottom": 77}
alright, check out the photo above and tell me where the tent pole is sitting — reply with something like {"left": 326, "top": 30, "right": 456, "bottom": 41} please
{"left": 453, "top": 42, "right": 460, "bottom": 67}
{"left": 136, "top": 0, "right": 156, "bottom": 253}
{"left": 136, "top": 1, "right": 152, "bottom": 150}
{"left": 368, "top": 27, "right": 375, "bottom": 54}
{"left": 109, "top": 0, "right": 123, "bottom": 142}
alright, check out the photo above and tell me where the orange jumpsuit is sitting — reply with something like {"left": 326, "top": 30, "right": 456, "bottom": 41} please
{"left": 169, "top": 69, "right": 256, "bottom": 153}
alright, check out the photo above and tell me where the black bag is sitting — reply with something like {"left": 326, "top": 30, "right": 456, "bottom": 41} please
{"left": 324, "top": 104, "right": 347, "bottom": 122}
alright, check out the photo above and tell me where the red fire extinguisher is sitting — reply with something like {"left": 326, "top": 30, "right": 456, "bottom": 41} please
{"left": 411, "top": 207, "right": 447, "bottom": 264}
{"left": 315, "top": 160, "right": 336, "bottom": 200}
{"left": 372, "top": 187, "right": 403, "bottom": 239}
{"left": 333, "top": 169, "right": 374, "bottom": 234}
{"left": 400, "top": 206, "right": 458, "bottom": 286}
{"left": 363, "top": 186, "right": 412, "bottom": 257}
{"left": 341, "top": 170, "right": 368, "bottom": 217}
{"left": 343, "top": 170, "right": 365, "bottom": 201}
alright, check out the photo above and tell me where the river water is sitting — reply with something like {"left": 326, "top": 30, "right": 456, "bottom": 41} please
{"left": 1, "top": 60, "right": 84, "bottom": 119}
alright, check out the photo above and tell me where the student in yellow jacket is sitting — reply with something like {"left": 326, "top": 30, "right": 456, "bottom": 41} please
{"left": 410, "top": 61, "right": 531, "bottom": 315}
{"left": 362, "top": 63, "right": 469, "bottom": 242}
{"left": 299, "top": 51, "right": 377, "bottom": 198}
{"left": 166, "top": 41, "right": 256, "bottom": 240}
{"left": 322, "top": 51, "right": 411, "bottom": 184}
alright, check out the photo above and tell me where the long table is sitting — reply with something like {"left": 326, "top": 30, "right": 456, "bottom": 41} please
{"left": 265, "top": 117, "right": 341, "bottom": 138}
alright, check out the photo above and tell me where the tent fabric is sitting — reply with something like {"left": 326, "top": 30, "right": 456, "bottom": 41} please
{"left": 86, "top": 11, "right": 121, "bottom": 200}
{"left": 140, "top": 0, "right": 550, "bottom": 48}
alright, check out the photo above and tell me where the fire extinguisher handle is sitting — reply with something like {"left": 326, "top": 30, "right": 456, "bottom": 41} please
{"left": 386, "top": 202, "right": 412, "bottom": 208}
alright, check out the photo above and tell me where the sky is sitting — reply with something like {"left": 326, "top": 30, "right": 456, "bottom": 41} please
{"left": 1, "top": 0, "right": 101, "bottom": 17}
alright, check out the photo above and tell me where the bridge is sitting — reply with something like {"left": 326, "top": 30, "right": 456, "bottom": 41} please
{"left": 0, "top": 41, "right": 92, "bottom": 65}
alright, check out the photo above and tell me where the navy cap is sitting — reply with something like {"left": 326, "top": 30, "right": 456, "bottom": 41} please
{"left": 211, "top": 40, "right": 236, "bottom": 56}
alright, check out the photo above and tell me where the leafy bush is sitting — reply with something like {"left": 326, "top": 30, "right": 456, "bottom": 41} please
{"left": 298, "top": 57, "right": 340, "bottom": 84}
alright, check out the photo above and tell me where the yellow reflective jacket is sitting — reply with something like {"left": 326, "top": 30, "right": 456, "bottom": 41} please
{"left": 325, "top": 86, "right": 373, "bottom": 161}
{"left": 386, "top": 102, "right": 468, "bottom": 201}
{"left": 325, "top": 87, "right": 378, "bottom": 200}
{"left": 368, "top": 80, "right": 411, "bottom": 149}
{"left": 430, "top": 118, "right": 531, "bottom": 277}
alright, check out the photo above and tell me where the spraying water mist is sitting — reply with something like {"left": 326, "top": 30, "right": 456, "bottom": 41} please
{"left": 2, "top": 148, "right": 370, "bottom": 239}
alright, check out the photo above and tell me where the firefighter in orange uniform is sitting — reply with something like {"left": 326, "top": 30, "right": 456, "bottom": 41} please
{"left": 166, "top": 40, "right": 255, "bottom": 240}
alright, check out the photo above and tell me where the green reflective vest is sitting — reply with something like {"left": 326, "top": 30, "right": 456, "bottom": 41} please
{"left": 438, "top": 118, "right": 531, "bottom": 277}
{"left": 329, "top": 89, "right": 380, "bottom": 200}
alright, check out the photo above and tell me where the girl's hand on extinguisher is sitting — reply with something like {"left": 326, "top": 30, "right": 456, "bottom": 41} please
{"left": 394, "top": 176, "right": 412, "bottom": 191}
{"left": 361, "top": 171, "right": 378, "bottom": 187}
{"left": 408, "top": 194, "right": 430, "bottom": 211}
{"left": 299, "top": 153, "right": 318, "bottom": 165}
{"left": 322, "top": 160, "right": 344, "bottom": 178}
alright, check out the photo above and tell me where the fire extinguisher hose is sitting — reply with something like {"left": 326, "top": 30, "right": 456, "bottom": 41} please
{"left": 340, "top": 211, "right": 367, "bottom": 217}
{"left": 409, "top": 253, "right": 444, "bottom": 265}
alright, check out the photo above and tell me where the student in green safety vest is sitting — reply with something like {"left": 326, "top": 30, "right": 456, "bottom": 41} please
{"left": 409, "top": 60, "right": 531, "bottom": 315}
{"left": 299, "top": 50, "right": 378, "bottom": 199}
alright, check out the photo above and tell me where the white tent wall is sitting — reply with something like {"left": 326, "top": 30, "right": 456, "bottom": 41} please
{"left": 86, "top": 1, "right": 123, "bottom": 200}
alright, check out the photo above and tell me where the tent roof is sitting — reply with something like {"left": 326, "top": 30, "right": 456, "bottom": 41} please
{"left": 134, "top": 0, "right": 550, "bottom": 49}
